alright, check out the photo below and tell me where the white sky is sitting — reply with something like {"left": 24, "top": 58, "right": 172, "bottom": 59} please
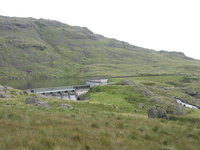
{"left": 1, "top": 0, "right": 200, "bottom": 59}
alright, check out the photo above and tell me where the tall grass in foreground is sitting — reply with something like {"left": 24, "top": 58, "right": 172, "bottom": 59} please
{"left": 0, "top": 75, "right": 200, "bottom": 150}
{"left": 0, "top": 96, "right": 200, "bottom": 150}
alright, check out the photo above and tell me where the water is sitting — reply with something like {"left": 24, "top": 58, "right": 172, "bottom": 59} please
{"left": 52, "top": 89, "right": 89, "bottom": 100}
{"left": 41, "top": 89, "right": 89, "bottom": 100}
{"left": 0, "top": 77, "right": 90, "bottom": 101}
{"left": 53, "top": 95, "right": 77, "bottom": 100}
{"left": 0, "top": 77, "right": 88, "bottom": 90}
{"left": 177, "top": 99, "right": 199, "bottom": 109}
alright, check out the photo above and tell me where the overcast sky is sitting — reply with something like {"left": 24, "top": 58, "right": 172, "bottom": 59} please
{"left": 1, "top": 0, "right": 200, "bottom": 59}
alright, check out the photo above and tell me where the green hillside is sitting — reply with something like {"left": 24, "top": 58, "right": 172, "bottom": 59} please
{"left": 0, "top": 16, "right": 200, "bottom": 79}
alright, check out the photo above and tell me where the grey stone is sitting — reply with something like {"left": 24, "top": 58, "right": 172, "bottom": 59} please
{"left": 148, "top": 106, "right": 168, "bottom": 120}
{"left": 26, "top": 96, "right": 51, "bottom": 108}
{"left": 15, "top": 92, "right": 21, "bottom": 95}
{"left": 138, "top": 103, "right": 145, "bottom": 109}
{"left": 0, "top": 85, "right": 5, "bottom": 92}
{"left": 173, "top": 105, "right": 186, "bottom": 115}
{"left": 4, "top": 86, "right": 13, "bottom": 90}
{"left": 23, "top": 91, "right": 32, "bottom": 95}
{"left": 121, "top": 79, "right": 133, "bottom": 85}
{"left": 34, "top": 102, "right": 51, "bottom": 108}
{"left": 0, "top": 94, "right": 11, "bottom": 98}
{"left": 164, "top": 103, "right": 186, "bottom": 115}
{"left": 186, "top": 91, "right": 200, "bottom": 98}
{"left": 59, "top": 103, "right": 73, "bottom": 109}
{"left": 26, "top": 96, "right": 41, "bottom": 104}
{"left": 141, "top": 88, "right": 154, "bottom": 97}
{"left": 149, "top": 97, "right": 160, "bottom": 102}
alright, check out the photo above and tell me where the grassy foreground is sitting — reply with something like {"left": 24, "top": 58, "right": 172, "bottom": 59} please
{"left": 0, "top": 75, "right": 200, "bottom": 150}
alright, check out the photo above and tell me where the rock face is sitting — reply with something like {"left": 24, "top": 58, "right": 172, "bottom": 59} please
{"left": 0, "top": 85, "right": 12, "bottom": 98}
{"left": 26, "top": 96, "right": 51, "bottom": 108}
{"left": 147, "top": 106, "right": 168, "bottom": 120}
{"left": 59, "top": 104, "right": 73, "bottom": 109}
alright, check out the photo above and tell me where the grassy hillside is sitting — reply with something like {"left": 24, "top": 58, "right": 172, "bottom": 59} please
{"left": 0, "top": 16, "right": 200, "bottom": 79}
{"left": 0, "top": 75, "right": 200, "bottom": 150}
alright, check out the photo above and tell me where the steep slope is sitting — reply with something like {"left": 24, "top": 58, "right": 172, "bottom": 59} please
{"left": 0, "top": 16, "right": 200, "bottom": 79}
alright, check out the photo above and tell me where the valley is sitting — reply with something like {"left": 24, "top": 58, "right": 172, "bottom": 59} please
{"left": 0, "top": 16, "right": 200, "bottom": 150}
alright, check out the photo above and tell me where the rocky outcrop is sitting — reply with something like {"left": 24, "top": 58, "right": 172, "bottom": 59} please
{"left": 164, "top": 103, "right": 186, "bottom": 115}
{"left": 186, "top": 91, "right": 200, "bottom": 98}
{"left": 120, "top": 79, "right": 133, "bottom": 85}
{"left": 138, "top": 103, "right": 145, "bottom": 109}
{"left": 0, "top": 85, "right": 5, "bottom": 92}
{"left": 0, "top": 94, "right": 11, "bottom": 98}
{"left": 26, "top": 96, "right": 51, "bottom": 108}
{"left": 59, "top": 104, "right": 73, "bottom": 109}
{"left": 4, "top": 86, "right": 13, "bottom": 90}
{"left": 147, "top": 106, "right": 168, "bottom": 120}
{"left": 0, "top": 85, "right": 12, "bottom": 98}
{"left": 134, "top": 84, "right": 154, "bottom": 97}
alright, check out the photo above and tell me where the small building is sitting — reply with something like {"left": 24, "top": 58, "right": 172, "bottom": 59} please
{"left": 86, "top": 79, "right": 108, "bottom": 87}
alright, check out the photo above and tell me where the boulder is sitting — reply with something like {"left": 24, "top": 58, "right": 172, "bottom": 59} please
{"left": 4, "top": 86, "right": 13, "bottom": 90}
{"left": 135, "top": 85, "right": 154, "bottom": 97}
{"left": 15, "top": 92, "right": 21, "bottom": 95}
{"left": 26, "top": 96, "right": 41, "bottom": 104}
{"left": 149, "top": 97, "right": 161, "bottom": 103}
{"left": 0, "top": 94, "right": 11, "bottom": 98}
{"left": 138, "top": 103, "right": 145, "bottom": 109}
{"left": 141, "top": 88, "right": 154, "bottom": 97}
{"left": 121, "top": 79, "right": 133, "bottom": 85}
{"left": 34, "top": 102, "right": 51, "bottom": 108}
{"left": 173, "top": 105, "right": 186, "bottom": 115}
{"left": 186, "top": 91, "right": 200, "bottom": 98}
{"left": 0, "top": 85, "right": 5, "bottom": 92}
{"left": 59, "top": 104, "right": 73, "bottom": 109}
{"left": 147, "top": 106, "right": 168, "bottom": 120}
{"left": 164, "top": 103, "right": 186, "bottom": 115}
{"left": 23, "top": 91, "right": 32, "bottom": 95}
{"left": 26, "top": 96, "right": 51, "bottom": 108}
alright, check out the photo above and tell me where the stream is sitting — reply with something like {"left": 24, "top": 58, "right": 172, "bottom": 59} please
{"left": 177, "top": 99, "right": 199, "bottom": 109}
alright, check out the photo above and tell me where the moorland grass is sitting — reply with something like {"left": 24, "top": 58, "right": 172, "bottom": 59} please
{"left": 0, "top": 75, "right": 200, "bottom": 150}
{"left": 0, "top": 98, "right": 200, "bottom": 150}
{"left": 1, "top": 16, "right": 200, "bottom": 79}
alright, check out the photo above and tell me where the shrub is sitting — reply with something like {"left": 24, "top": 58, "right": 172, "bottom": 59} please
{"left": 181, "top": 75, "right": 200, "bottom": 83}
{"left": 90, "top": 86, "right": 103, "bottom": 93}
{"left": 129, "top": 131, "right": 137, "bottom": 140}
{"left": 91, "top": 123, "right": 99, "bottom": 128}
{"left": 147, "top": 106, "right": 168, "bottom": 120}
{"left": 125, "top": 94, "right": 146, "bottom": 104}
{"left": 120, "top": 79, "right": 133, "bottom": 85}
